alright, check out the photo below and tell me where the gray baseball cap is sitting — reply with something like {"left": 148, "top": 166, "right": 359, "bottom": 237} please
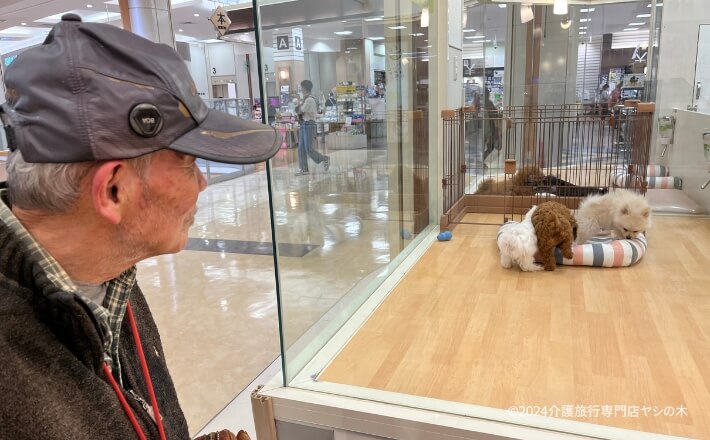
{"left": 0, "top": 14, "right": 279, "bottom": 165}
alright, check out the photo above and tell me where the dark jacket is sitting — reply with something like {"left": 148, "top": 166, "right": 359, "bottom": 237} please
{"left": 0, "top": 221, "right": 190, "bottom": 439}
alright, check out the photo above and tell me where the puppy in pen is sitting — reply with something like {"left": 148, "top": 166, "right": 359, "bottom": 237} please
{"left": 531, "top": 201, "right": 578, "bottom": 271}
{"left": 497, "top": 205, "right": 543, "bottom": 272}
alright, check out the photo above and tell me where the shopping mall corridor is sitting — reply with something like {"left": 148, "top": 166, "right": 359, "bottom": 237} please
{"left": 138, "top": 144, "right": 396, "bottom": 434}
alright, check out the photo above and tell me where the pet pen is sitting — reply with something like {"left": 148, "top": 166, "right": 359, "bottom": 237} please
{"left": 441, "top": 102, "right": 655, "bottom": 228}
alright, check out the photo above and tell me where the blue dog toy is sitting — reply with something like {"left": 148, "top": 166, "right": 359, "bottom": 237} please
{"left": 437, "top": 230, "right": 452, "bottom": 241}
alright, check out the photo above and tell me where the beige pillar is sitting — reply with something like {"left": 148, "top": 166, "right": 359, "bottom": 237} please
{"left": 118, "top": 0, "right": 176, "bottom": 48}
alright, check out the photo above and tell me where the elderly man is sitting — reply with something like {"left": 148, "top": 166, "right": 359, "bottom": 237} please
{"left": 0, "top": 14, "right": 278, "bottom": 440}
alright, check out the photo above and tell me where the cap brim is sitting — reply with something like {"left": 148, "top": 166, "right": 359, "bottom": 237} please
{"left": 169, "top": 109, "right": 280, "bottom": 165}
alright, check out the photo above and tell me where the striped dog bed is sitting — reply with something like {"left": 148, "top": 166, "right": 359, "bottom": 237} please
{"left": 614, "top": 169, "right": 682, "bottom": 190}
{"left": 554, "top": 233, "right": 647, "bottom": 267}
{"left": 646, "top": 165, "right": 669, "bottom": 177}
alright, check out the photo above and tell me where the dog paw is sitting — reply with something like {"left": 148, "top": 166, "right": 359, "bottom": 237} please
{"left": 521, "top": 264, "right": 544, "bottom": 272}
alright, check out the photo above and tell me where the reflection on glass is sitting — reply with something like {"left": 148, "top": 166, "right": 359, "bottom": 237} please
{"left": 257, "top": 0, "right": 433, "bottom": 383}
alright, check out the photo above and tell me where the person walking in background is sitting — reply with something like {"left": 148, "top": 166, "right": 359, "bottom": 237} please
{"left": 598, "top": 84, "right": 611, "bottom": 115}
{"left": 481, "top": 89, "right": 501, "bottom": 169}
{"left": 325, "top": 92, "right": 337, "bottom": 108}
{"left": 296, "top": 80, "right": 330, "bottom": 176}
{"left": 609, "top": 82, "right": 623, "bottom": 109}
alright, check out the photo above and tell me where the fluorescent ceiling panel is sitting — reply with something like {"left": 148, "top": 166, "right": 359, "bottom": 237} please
{"left": 35, "top": 10, "right": 121, "bottom": 24}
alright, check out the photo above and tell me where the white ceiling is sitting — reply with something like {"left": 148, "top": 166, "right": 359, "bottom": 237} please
{"left": 1, "top": 0, "right": 658, "bottom": 58}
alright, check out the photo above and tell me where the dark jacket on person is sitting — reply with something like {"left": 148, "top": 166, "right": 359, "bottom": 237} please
{"left": 0, "top": 216, "right": 190, "bottom": 439}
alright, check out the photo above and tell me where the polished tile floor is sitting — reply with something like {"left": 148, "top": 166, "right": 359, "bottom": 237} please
{"left": 138, "top": 144, "right": 411, "bottom": 435}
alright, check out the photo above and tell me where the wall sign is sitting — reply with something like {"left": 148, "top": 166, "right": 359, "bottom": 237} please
{"left": 276, "top": 35, "right": 289, "bottom": 50}
{"left": 209, "top": 6, "right": 231, "bottom": 36}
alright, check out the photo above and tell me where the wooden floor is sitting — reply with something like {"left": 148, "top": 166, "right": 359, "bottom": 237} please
{"left": 319, "top": 215, "right": 710, "bottom": 438}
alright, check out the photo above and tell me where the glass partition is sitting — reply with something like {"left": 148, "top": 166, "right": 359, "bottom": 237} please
{"left": 693, "top": 25, "right": 710, "bottom": 113}
{"left": 655, "top": 0, "right": 710, "bottom": 213}
{"left": 255, "top": 0, "right": 437, "bottom": 384}
{"left": 252, "top": 0, "right": 709, "bottom": 438}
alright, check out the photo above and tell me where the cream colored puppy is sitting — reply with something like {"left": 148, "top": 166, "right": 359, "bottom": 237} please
{"left": 575, "top": 189, "right": 651, "bottom": 244}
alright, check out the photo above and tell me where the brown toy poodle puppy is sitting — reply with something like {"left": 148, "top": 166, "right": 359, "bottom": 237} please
{"left": 475, "top": 165, "right": 544, "bottom": 195}
{"left": 531, "top": 201, "right": 578, "bottom": 271}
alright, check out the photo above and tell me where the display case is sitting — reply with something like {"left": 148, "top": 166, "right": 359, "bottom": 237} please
{"left": 203, "top": 98, "right": 254, "bottom": 120}
{"left": 318, "top": 83, "right": 369, "bottom": 149}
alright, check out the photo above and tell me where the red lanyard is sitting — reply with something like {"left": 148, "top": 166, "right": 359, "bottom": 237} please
{"left": 102, "top": 302, "right": 167, "bottom": 440}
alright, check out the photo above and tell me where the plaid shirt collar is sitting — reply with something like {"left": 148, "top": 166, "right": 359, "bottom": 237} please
{"left": 0, "top": 190, "right": 136, "bottom": 383}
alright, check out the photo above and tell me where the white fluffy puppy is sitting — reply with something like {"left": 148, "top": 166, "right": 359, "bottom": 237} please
{"left": 575, "top": 189, "right": 651, "bottom": 244}
{"left": 496, "top": 206, "right": 543, "bottom": 272}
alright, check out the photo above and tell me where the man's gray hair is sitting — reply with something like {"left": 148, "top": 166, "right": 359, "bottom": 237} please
{"left": 6, "top": 149, "right": 153, "bottom": 214}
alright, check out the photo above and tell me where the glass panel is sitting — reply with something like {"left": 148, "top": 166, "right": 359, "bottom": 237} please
{"left": 256, "top": 0, "right": 436, "bottom": 384}
{"left": 655, "top": 0, "right": 710, "bottom": 213}
{"left": 693, "top": 25, "right": 710, "bottom": 113}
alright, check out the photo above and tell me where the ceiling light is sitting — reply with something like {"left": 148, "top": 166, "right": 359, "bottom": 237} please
{"left": 579, "top": 26, "right": 587, "bottom": 29}
{"left": 553, "top": 0, "right": 568, "bottom": 15}
{"left": 647, "top": 2, "right": 663, "bottom": 6}
{"left": 365, "top": 17, "right": 383, "bottom": 21}
{"left": 463, "top": 29, "right": 476, "bottom": 33}
{"left": 580, "top": 8, "right": 595, "bottom": 12}
{"left": 178, "top": 28, "right": 184, "bottom": 32}
{"left": 560, "top": 17, "right": 572, "bottom": 30}
{"left": 346, "top": 47, "right": 357, "bottom": 50}
{"left": 345, "top": 50, "right": 350, "bottom": 53}
{"left": 21, "top": 22, "right": 27, "bottom": 25}
{"left": 421, "top": 7, "right": 429, "bottom": 28}
{"left": 629, "top": 22, "right": 645, "bottom": 26}
{"left": 389, "top": 26, "right": 407, "bottom": 30}
{"left": 422, "top": 58, "right": 429, "bottom": 62}
{"left": 86, "top": 4, "right": 93, "bottom": 7}
{"left": 471, "top": 35, "right": 485, "bottom": 39}
{"left": 342, "top": 20, "right": 347, "bottom": 23}
{"left": 194, "top": 13, "right": 199, "bottom": 17}
{"left": 623, "top": 28, "right": 639, "bottom": 31}
{"left": 409, "top": 33, "right": 424, "bottom": 36}
{"left": 484, "top": 39, "right": 492, "bottom": 43}
{"left": 334, "top": 31, "right": 353, "bottom": 35}
{"left": 579, "top": 31, "right": 586, "bottom": 35}
{"left": 521, "top": 3, "right": 534, "bottom": 24}
{"left": 498, "top": 4, "right": 507, "bottom": 8}
{"left": 637, "top": 14, "right": 651, "bottom": 18}
{"left": 580, "top": 18, "right": 591, "bottom": 22}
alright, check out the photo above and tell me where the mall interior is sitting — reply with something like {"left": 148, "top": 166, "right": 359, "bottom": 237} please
{"left": 1, "top": 0, "right": 710, "bottom": 439}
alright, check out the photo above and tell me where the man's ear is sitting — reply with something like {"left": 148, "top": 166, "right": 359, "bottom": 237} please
{"left": 90, "top": 161, "right": 132, "bottom": 225}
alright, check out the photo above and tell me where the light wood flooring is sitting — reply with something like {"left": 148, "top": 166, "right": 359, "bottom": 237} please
{"left": 319, "top": 215, "right": 710, "bottom": 439}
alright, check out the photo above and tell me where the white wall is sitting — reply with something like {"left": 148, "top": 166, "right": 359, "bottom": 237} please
{"left": 207, "top": 43, "right": 237, "bottom": 76}
{"left": 187, "top": 44, "right": 210, "bottom": 99}
{"left": 656, "top": 1, "right": 710, "bottom": 118}
{"left": 652, "top": 1, "right": 710, "bottom": 211}
{"left": 662, "top": 110, "right": 710, "bottom": 212}
{"left": 447, "top": 47, "right": 463, "bottom": 108}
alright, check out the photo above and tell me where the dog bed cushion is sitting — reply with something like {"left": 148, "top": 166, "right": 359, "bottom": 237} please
{"left": 646, "top": 165, "right": 670, "bottom": 177}
{"left": 614, "top": 170, "right": 683, "bottom": 190}
{"left": 554, "top": 233, "right": 647, "bottom": 267}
